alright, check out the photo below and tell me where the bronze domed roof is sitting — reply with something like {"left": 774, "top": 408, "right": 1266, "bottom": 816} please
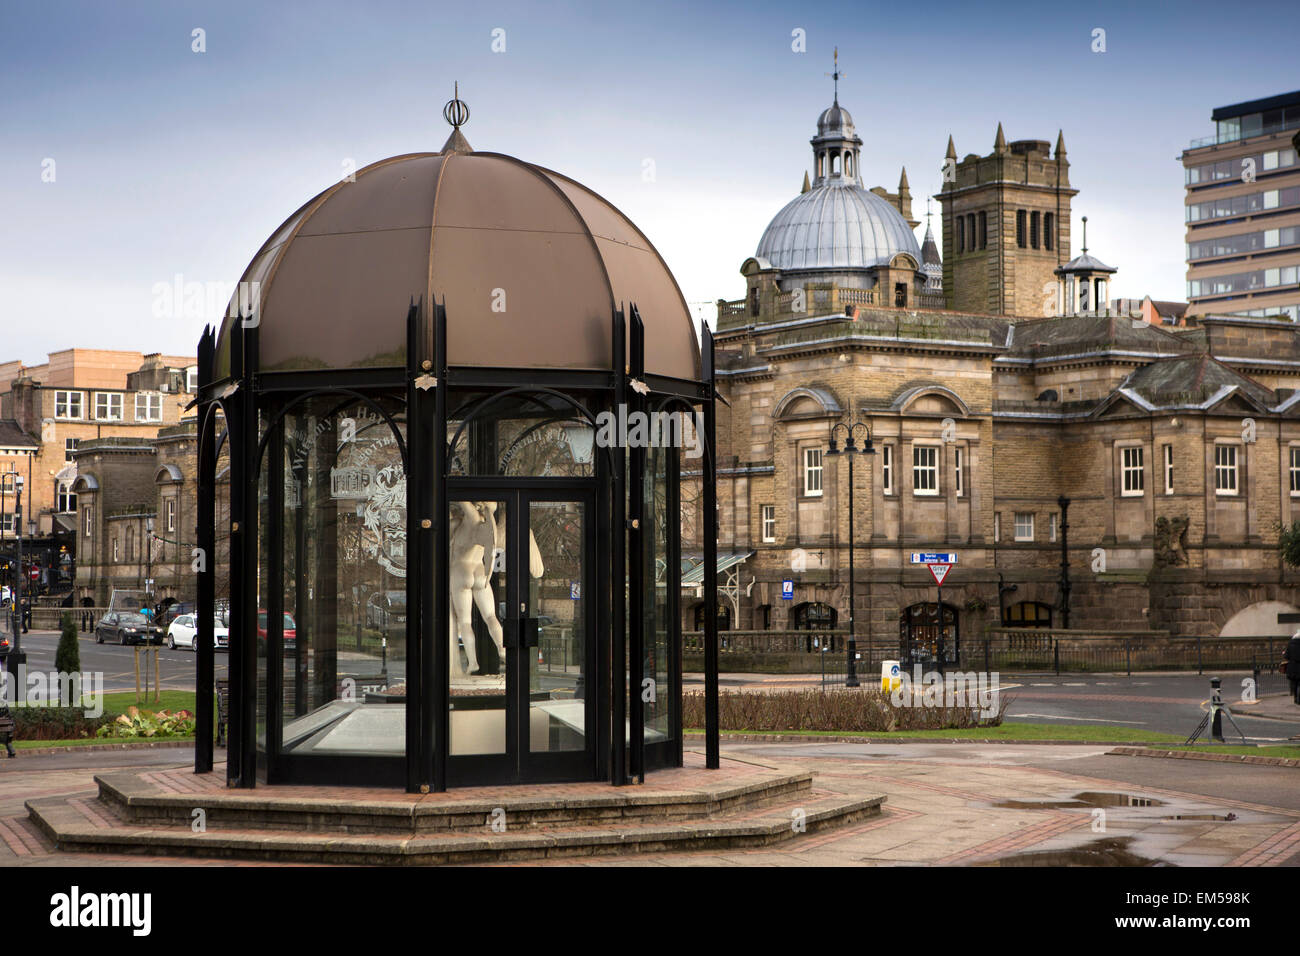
{"left": 215, "top": 148, "right": 699, "bottom": 380}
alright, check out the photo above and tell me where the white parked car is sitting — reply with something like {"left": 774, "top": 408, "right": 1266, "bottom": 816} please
{"left": 166, "top": 614, "right": 229, "bottom": 651}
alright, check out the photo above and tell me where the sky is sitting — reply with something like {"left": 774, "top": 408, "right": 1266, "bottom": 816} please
{"left": 2, "top": 0, "right": 1299, "bottom": 363}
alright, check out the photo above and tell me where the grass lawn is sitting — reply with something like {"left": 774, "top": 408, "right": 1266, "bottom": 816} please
{"left": 688, "top": 721, "right": 1190, "bottom": 743}
{"left": 95, "top": 690, "right": 203, "bottom": 715}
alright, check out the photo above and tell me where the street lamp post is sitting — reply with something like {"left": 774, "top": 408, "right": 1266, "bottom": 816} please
{"left": 826, "top": 418, "right": 875, "bottom": 688}
{"left": 145, "top": 515, "right": 154, "bottom": 602}
{"left": 12, "top": 476, "right": 23, "bottom": 648}
{"left": 1057, "top": 496, "right": 1071, "bottom": 629}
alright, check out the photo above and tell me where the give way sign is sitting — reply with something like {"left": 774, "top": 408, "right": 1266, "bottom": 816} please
{"left": 927, "top": 563, "right": 952, "bottom": 586}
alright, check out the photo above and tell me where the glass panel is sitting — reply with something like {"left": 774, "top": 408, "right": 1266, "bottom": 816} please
{"left": 529, "top": 500, "right": 586, "bottom": 753}
{"left": 447, "top": 390, "right": 594, "bottom": 478}
{"left": 449, "top": 499, "right": 508, "bottom": 755}
{"left": 269, "top": 398, "right": 407, "bottom": 758}
{"left": 643, "top": 447, "right": 671, "bottom": 747}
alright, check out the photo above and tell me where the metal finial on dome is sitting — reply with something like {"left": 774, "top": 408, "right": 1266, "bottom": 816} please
{"left": 825, "top": 47, "right": 845, "bottom": 105}
{"left": 1081, "top": 215, "right": 1088, "bottom": 254}
{"left": 443, "top": 82, "right": 470, "bottom": 129}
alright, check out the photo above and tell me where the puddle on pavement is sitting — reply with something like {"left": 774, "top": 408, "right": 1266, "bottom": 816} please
{"left": 977, "top": 837, "right": 1170, "bottom": 867}
{"left": 993, "top": 791, "right": 1166, "bottom": 810}
{"left": 1162, "top": 813, "right": 1237, "bottom": 822}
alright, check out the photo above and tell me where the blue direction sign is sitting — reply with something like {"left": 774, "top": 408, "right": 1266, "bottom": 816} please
{"left": 911, "top": 552, "right": 958, "bottom": 564}
{"left": 781, "top": 580, "right": 795, "bottom": 600}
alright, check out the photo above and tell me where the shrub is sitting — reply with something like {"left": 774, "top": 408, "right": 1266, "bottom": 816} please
{"left": 682, "top": 687, "right": 1008, "bottom": 733}
{"left": 13, "top": 706, "right": 112, "bottom": 741}
{"left": 96, "top": 706, "right": 196, "bottom": 740}
{"left": 55, "top": 611, "right": 81, "bottom": 677}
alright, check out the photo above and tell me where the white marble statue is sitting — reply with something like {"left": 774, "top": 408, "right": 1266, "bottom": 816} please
{"left": 448, "top": 502, "right": 545, "bottom": 676}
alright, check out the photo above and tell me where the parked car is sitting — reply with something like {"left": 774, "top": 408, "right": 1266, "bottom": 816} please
{"left": 0, "top": 634, "right": 9, "bottom": 657}
{"left": 256, "top": 611, "right": 297, "bottom": 654}
{"left": 166, "top": 614, "right": 229, "bottom": 651}
{"left": 95, "top": 611, "right": 160, "bottom": 645}
{"left": 153, "top": 601, "right": 196, "bottom": 640}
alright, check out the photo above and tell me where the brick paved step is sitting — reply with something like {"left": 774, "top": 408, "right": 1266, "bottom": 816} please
{"left": 27, "top": 789, "right": 884, "bottom": 865}
{"left": 91, "top": 769, "right": 815, "bottom": 834}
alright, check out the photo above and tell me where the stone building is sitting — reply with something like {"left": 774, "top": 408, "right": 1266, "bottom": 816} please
{"left": 703, "top": 92, "right": 1300, "bottom": 658}
{"left": 939, "top": 126, "right": 1076, "bottom": 317}
{"left": 0, "top": 349, "right": 195, "bottom": 596}
{"left": 69, "top": 422, "right": 204, "bottom": 607}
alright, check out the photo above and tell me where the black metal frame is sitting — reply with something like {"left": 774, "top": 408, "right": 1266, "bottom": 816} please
{"left": 194, "top": 300, "right": 718, "bottom": 791}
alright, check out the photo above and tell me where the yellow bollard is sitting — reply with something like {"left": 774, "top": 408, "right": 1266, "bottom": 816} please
{"left": 880, "top": 660, "right": 901, "bottom": 694}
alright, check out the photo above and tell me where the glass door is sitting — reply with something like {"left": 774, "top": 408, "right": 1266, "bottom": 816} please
{"left": 518, "top": 493, "right": 594, "bottom": 781}
{"left": 446, "top": 488, "right": 594, "bottom": 784}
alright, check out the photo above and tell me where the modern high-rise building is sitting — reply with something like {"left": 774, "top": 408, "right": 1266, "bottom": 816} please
{"left": 1182, "top": 90, "right": 1300, "bottom": 322}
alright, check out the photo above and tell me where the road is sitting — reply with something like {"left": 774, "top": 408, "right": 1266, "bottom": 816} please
{"left": 4, "top": 628, "right": 227, "bottom": 695}
{"left": 996, "top": 673, "right": 1297, "bottom": 740}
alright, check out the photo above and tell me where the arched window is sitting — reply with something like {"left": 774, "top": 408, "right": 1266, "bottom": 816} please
{"left": 1016, "top": 210, "right": 1027, "bottom": 248}
{"left": 792, "top": 602, "right": 837, "bottom": 653}
{"left": 792, "top": 601, "right": 837, "bottom": 630}
{"left": 125, "top": 525, "right": 135, "bottom": 563}
{"left": 1003, "top": 601, "right": 1052, "bottom": 628}
{"left": 1044, "top": 212, "right": 1054, "bottom": 251}
{"left": 844, "top": 153, "right": 853, "bottom": 178}
{"left": 966, "top": 214, "right": 976, "bottom": 253}
{"left": 978, "top": 211, "right": 987, "bottom": 249}
{"left": 899, "top": 602, "right": 959, "bottom": 665}
{"left": 831, "top": 153, "right": 840, "bottom": 176}
{"left": 956, "top": 216, "right": 964, "bottom": 253}
{"left": 1031, "top": 211, "right": 1041, "bottom": 249}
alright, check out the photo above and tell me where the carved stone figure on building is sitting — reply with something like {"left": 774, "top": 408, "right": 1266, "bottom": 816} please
{"left": 1153, "top": 515, "right": 1189, "bottom": 568}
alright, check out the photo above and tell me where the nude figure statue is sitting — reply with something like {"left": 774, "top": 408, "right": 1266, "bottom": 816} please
{"left": 448, "top": 501, "right": 545, "bottom": 676}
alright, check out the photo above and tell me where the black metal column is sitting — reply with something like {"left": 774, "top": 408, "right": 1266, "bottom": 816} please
{"left": 702, "top": 325, "right": 720, "bottom": 769}
{"left": 611, "top": 308, "right": 628, "bottom": 786}
{"left": 627, "top": 306, "right": 646, "bottom": 784}
{"left": 405, "top": 298, "right": 433, "bottom": 793}
{"left": 194, "top": 326, "right": 215, "bottom": 774}
{"left": 227, "top": 319, "right": 260, "bottom": 788}
{"left": 266, "top": 413, "right": 285, "bottom": 778}
{"left": 431, "top": 299, "right": 449, "bottom": 792}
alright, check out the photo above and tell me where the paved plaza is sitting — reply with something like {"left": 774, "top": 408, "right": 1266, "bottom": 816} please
{"left": 4, "top": 740, "right": 1299, "bottom": 867}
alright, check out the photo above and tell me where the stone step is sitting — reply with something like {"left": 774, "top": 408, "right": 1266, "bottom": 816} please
{"left": 92, "top": 769, "right": 815, "bottom": 834}
{"left": 27, "top": 789, "right": 883, "bottom": 865}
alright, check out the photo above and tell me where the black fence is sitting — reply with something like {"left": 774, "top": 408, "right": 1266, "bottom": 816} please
{"left": 960, "top": 633, "right": 1288, "bottom": 678}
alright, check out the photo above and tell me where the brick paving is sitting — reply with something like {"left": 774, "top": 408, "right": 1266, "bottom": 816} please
{"left": 1225, "top": 820, "right": 1300, "bottom": 867}
{"left": 8, "top": 745, "right": 1300, "bottom": 866}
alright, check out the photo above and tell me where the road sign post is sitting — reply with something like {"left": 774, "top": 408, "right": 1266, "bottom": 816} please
{"left": 915, "top": 556, "right": 956, "bottom": 674}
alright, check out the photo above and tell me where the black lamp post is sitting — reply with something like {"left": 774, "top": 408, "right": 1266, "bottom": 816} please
{"left": 12, "top": 476, "right": 23, "bottom": 646}
{"left": 1057, "top": 496, "right": 1071, "bottom": 629}
{"left": 826, "top": 418, "right": 875, "bottom": 688}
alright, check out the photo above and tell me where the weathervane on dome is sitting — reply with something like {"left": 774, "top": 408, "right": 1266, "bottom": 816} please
{"left": 443, "top": 82, "right": 470, "bottom": 129}
{"left": 825, "top": 47, "right": 845, "bottom": 104}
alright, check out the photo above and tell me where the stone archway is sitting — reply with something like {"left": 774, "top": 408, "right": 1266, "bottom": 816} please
{"left": 1219, "top": 600, "right": 1300, "bottom": 637}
